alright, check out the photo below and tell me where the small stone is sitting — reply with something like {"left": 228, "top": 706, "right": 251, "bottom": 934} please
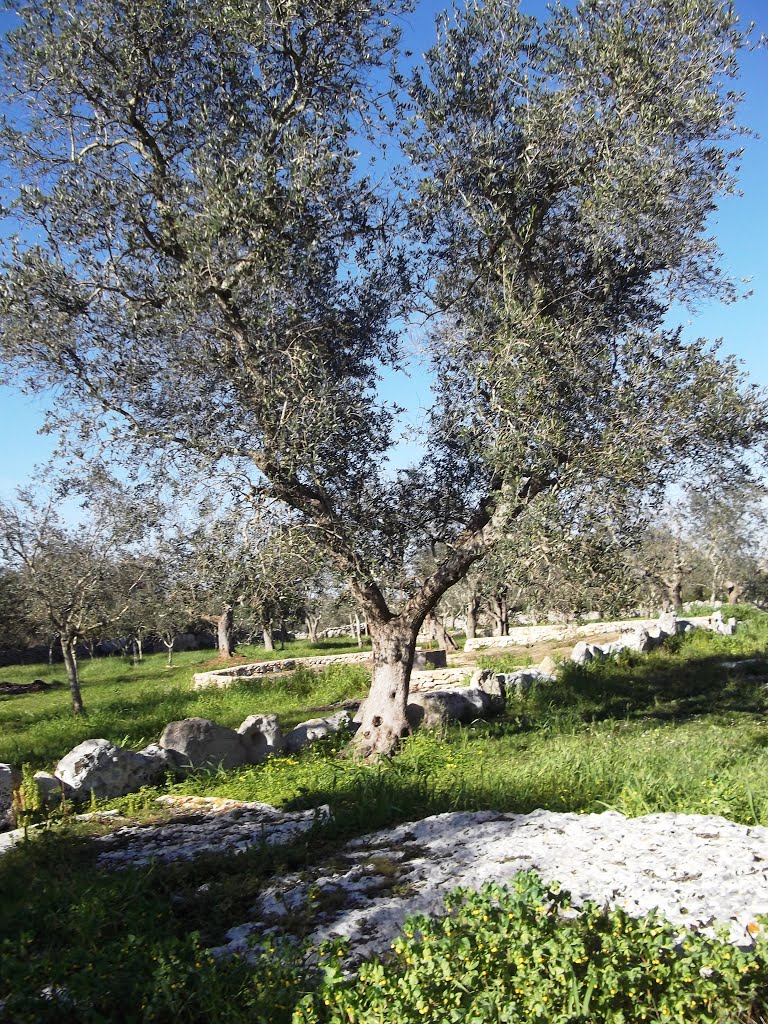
{"left": 538, "top": 655, "right": 557, "bottom": 677}
{"left": 33, "top": 771, "right": 70, "bottom": 806}
{"left": 285, "top": 712, "right": 352, "bottom": 754}
{"left": 0, "top": 764, "right": 21, "bottom": 831}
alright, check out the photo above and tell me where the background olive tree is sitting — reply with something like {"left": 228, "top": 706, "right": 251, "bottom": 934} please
{"left": 0, "top": 0, "right": 764, "bottom": 754}
{"left": 0, "top": 474, "right": 156, "bottom": 713}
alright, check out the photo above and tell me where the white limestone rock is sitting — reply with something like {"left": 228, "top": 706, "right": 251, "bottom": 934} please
{"left": 537, "top": 655, "right": 558, "bottom": 678}
{"left": 96, "top": 800, "right": 331, "bottom": 868}
{"left": 33, "top": 770, "right": 70, "bottom": 805}
{"left": 218, "top": 809, "right": 768, "bottom": 965}
{"left": 501, "top": 669, "right": 548, "bottom": 696}
{"left": 469, "top": 669, "right": 507, "bottom": 710}
{"left": 285, "top": 711, "right": 352, "bottom": 754}
{"left": 55, "top": 739, "right": 168, "bottom": 800}
{"left": 571, "top": 640, "right": 597, "bottom": 664}
{"left": 0, "top": 763, "right": 20, "bottom": 831}
{"left": 407, "top": 687, "right": 495, "bottom": 729}
{"left": 237, "top": 713, "right": 285, "bottom": 759}
{"left": 158, "top": 718, "right": 251, "bottom": 772}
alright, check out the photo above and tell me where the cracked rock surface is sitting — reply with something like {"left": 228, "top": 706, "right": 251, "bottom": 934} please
{"left": 95, "top": 796, "right": 330, "bottom": 868}
{"left": 208, "top": 809, "right": 768, "bottom": 961}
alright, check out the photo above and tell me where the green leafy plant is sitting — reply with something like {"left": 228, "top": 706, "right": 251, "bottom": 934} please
{"left": 296, "top": 873, "right": 768, "bottom": 1024}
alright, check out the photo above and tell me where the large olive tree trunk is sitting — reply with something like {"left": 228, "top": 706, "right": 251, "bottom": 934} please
{"left": 61, "top": 633, "right": 85, "bottom": 715}
{"left": 352, "top": 619, "right": 418, "bottom": 759}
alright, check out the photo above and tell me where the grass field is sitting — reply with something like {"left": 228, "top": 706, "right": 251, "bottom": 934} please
{"left": 0, "top": 637, "right": 372, "bottom": 768}
{"left": 2, "top": 611, "right": 768, "bottom": 1021}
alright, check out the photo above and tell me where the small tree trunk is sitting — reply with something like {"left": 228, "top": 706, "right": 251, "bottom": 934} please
{"left": 665, "top": 574, "right": 684, "bottom": 612}
{"left": 353, "top": 618, "right": 416, "bottom": 759}
{"left": 354, "top": 612, "right": 363, "bottom": 647}
{"left": 61, "top": 635, "right": 85, "bottom": 716}
{"left": 163, "top": 637, "right": 175, "bottom": 667}
{"left": 216, "top": 605, "right": 235, "bottom": 658}
{"left": 279, "top": 618, "right": 286, "bottom": 650}
{"left": 48, "top": 639, "right": 55, "bottom": 666}
{"left": 306, "top": 614, "right": 320, "bottom": 643}
{"left": 424, "top": 612, "right": 458, "bottom": 651}
{"left": 465, "top": 595, "right": 480, "bottom": 640}
{"left": 263, "top": 621, "right": 274, "bottom": 652}
{"left": 490, "top": 595, "right": 509, "bottom": 636}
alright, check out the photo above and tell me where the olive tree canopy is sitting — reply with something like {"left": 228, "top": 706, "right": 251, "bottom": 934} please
{"left": 0, "top": 0, "right": 764, "bottom": 754}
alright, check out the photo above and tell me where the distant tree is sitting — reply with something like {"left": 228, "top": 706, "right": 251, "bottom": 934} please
{"left": 0, "top": 567, "right": 41, "bottom": 655}
{"left": 0, "top": 0, "right": 764, "bottom": 753}
{"left": 687, "top": 482, "right": 768, "bottom": 604}
{"left": 0, "top": 474, "right": 155, "bottom": 713}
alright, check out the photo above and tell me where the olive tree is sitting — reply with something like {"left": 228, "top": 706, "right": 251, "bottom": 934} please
{"left": 0, "top": 0, "right": 764, "bottom": 754}
{"left": 0, "top": 476, "right": 154, "bottom": 713}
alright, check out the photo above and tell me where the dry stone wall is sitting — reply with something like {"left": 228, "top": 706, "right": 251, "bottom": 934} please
{"left": 465, "top": 614, "right": 731, "bottom": 651}
{"left": 192, "top": 651, "right": 372, "bottom": 690}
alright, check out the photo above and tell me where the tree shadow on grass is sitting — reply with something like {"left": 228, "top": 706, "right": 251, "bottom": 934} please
{"left": 538, "top": 650, "right": 768, "bottom": 725}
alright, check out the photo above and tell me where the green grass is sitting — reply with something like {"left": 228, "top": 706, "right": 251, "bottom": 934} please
{"left": 3, "top": 609, "right": 768, "bottom": 1021}
{"left": 0, "top": 640, "right": 371, "bottom": 769}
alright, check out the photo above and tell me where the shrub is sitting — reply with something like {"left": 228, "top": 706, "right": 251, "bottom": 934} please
{"left": 297, "top": 873, "right": 768, "bottom": 1024}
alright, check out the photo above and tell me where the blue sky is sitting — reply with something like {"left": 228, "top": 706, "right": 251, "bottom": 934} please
{"left": 0, "top": 0, "right": 766, "bottom": 496}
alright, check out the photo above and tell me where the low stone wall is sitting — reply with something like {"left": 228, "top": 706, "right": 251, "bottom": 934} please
{"left": 193, "top": 651, "right": 372, "bottom": 690}
{"left": 193, "top": 649, "right": 450, "bottom": 691}
{"left": 410, "top": 668, "right": 473, "bottom": 692}
{"left": 464, "top": 616, "right": 714, "bottom": 651}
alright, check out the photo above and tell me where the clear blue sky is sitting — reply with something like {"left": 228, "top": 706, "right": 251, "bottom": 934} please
{"left": 0, "top": 0, "right": 766, "bottom": 496}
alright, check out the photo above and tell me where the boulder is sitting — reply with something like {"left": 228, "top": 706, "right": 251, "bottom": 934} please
{"left": 137, "top": 742, "right": 182, "bottom": 772}
{"left": 538, "top": 655, "right": 558, "bottom": 678}
{"left": 470, "top": 669, "right": 507, "bottom": 710}
{"left": 406, "top": 687, "right": 495, "bottom": 730}
{"left": 237, "top": 714, "right": 285, "bottom": 759}
{"left": 33, "top": 771, "right": 70, "bottom": 806}
{"left": 158, "top": 718, "right": 251, "bottom": 772}
{"left": 657, "top": 611, "right": 678, "bottom": 635}
{"left": 503, "top": 669, "right": 547, "bottom": 696}
{"left": 55, "top": 739, "right": 168, "bottom": 800}
{"left": 285, "top": 711, "right": 352, "bottom": 754}
{"left": 0, "top": 763, "right": 21, "bottom": 831}
{"left": 571, "top": 640, "right": 595, "bottom": 664}
{"left": 625, "top": 628, "right": 654, "bottom": 654}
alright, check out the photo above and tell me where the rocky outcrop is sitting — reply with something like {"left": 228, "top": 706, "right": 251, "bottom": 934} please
{"left": 95, "top": 797, "right": 332, "bottom": 868}
{"left": 211, "top": 810, "right": 768, "bottom": 964}
{"left": 55, "top": 740, "right": 169, "bottom": 800}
